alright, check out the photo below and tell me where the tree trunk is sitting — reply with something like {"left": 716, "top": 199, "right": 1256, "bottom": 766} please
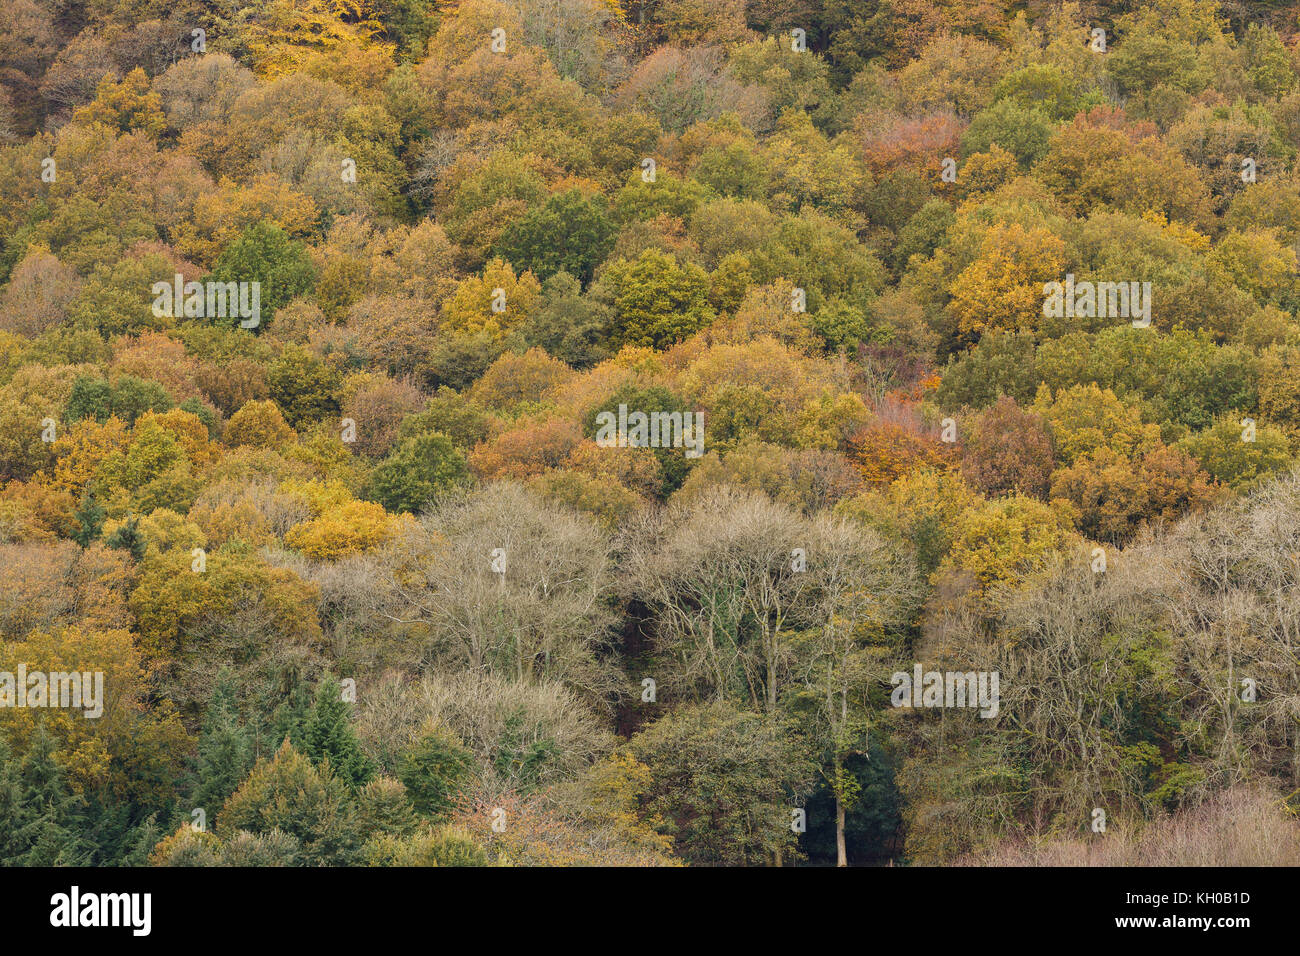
{"left": 836, "top": 792, "right": 847, "bottom": 867}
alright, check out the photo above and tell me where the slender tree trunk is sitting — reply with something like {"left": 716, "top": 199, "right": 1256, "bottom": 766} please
{"left": 836, "top": 791, "right": 847, "bottom": 867}
{"left": 836, "top": 677, "right": 849, "bottom": 866}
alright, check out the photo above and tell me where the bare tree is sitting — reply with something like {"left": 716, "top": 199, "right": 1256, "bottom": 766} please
{"left": 797, "top": 513, "right": 922, "bottom": 866}
{"left": 371, "top": 482, "right": 623, "bottom": 707}
{"left": 626, "top": 486, "right": 812, "bottom": 712}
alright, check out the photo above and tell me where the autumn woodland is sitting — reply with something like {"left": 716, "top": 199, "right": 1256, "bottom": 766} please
{"left": 0, "top": 0, "right": 1298, "bottom": 869}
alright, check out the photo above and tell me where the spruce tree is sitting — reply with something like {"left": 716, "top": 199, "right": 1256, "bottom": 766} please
{"left": 71, "top": 493, "right": 105, "bottom": 548}
{"left": 194, "top": 672, "right": 253, "bottom": 813}
{"left": 303, "top": 676, "right": 373, "bottom": 789}
{"left": 397, "top": 726, "right": 474, "bottom": 819}
{"left": 268, "top": 680, "right": 312, "bottom": 755}
{"left": 118, "top": 812, "right": 164, "bottom": 867}
{"left": 105, "top": 514, "right": 146, "bottom": 560}
{"left": 0, "top": 735, "right": 29, "bottom": 863}
{"left": 15, "top": 725, "right": 88, "bottom": 866}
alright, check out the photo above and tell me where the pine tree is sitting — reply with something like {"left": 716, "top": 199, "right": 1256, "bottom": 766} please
{"left": 268, "top": 680, "right": 312, "bottom": 755}
{"left": 219, "top": 740, "right": 361, "bottom": 865}
{"left": 397, "top": 726, "right": 474, "bottom": 818}
{"left": 15, "top": 724, "right": 88, "bottom": 865}
{"left": 118, "top": 812, "right": 164, "bottom": 867}
{"left": 0, "top": 735, "right": 30, "bottom": 863}
{"left": 355, "top": 777, "right": 418, "bottom": 838}
{"left": 81, "top": 793, "right": 140, "bottom": 866}
{"left": 105, "top": 514, "right": 146, "bottom": 560}
{"left": 303, "top": 676, "right": 373, "bottom": 789}
{"left": 71, "top": 493, "right": 105, "bottom": 548}
{"left": 194, "top": 672, "right": 253, "bottom": 813}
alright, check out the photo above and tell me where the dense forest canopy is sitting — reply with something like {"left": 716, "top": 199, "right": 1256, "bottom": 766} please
{"left": 0, "top": 0, "right": 1299, "bottom": 867}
